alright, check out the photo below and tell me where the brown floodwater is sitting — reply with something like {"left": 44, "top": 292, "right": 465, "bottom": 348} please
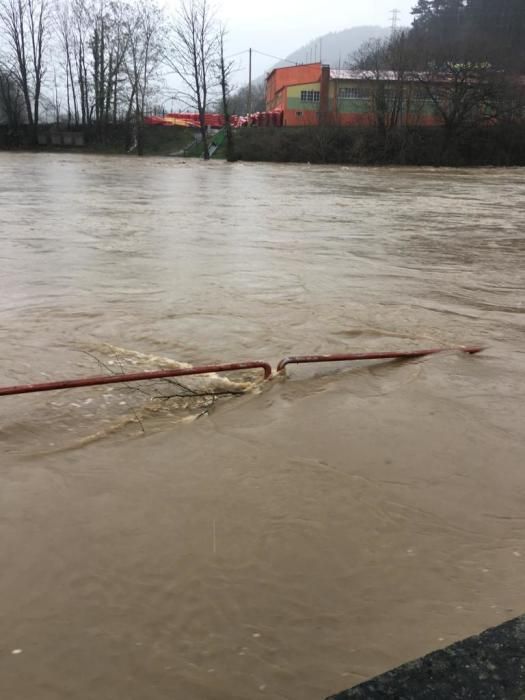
{"left": 0, "top": 153, "right": 524, "bottom": 699}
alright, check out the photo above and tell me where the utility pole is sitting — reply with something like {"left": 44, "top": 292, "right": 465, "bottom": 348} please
{"left": 247, "top": 48, "right": 252, "bottom": 117}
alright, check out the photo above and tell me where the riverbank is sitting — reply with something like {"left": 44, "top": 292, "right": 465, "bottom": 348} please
{"left": 328, "top": 615, "right": 525, "bottom": 699}
{"left": 232, "top": 125, "right": 525, "bottom": 167}
{"left": 0, "top": 123, "right": 194, "bottom": 156}
{"left": 4, "top": 122, "right": 525, "bottom": 165}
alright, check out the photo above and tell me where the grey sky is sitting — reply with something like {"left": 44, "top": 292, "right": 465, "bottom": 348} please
{"left": 220, "top": 0, "right": 416, "bottom": 82}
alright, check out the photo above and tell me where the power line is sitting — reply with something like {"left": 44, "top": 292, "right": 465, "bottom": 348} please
{"left": 225, "top": 49, "right": 250, "bottom": 60}
{"left": 251, "top": 49, "right": 298, "bottom": 66}
{"left": 160, "top": 47, "right": 298, "bottom": 75}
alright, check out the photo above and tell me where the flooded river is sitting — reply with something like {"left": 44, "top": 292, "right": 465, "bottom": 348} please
{"left": 0, "top": 153, "right": 524, "bottom": 699}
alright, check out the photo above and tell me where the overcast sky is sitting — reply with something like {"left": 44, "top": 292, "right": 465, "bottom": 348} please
{"left": 219, "top": 0, "right": 417, "bottom": 82}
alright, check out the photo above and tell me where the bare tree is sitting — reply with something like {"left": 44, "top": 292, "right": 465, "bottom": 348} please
{"left": 0, "top": 0, "right": 49, "bottom": 141}
{"left": 351, "top": 32, "right": 412, "bottom": 133}
{"left": 52, "top": 66, "right": 60, "bottom": 124}
{"left": 216, "top": 26, "right": 234, "bottom": 160}
{"left": 90, "top": 0, "right": 134, "bottom": 136}
{"left": 0, "top": 66, "right": 25, "bottom": 129}
{"left": 166, "top": 0, "right": 218, "bottom": 160}
{"left": 228, "top": 81, "right": 265, "bottom": 115}
{"left": 56, "top": 0, "right": 79, "bottom": 126}
{"left": 125, "top": 0, "right": 166, "bottom": 155}
{"left": 69, "top": 0, "right": 91, "bottom": 126}
{"left": 64, "top": 0, "right": 124, "bottom": 130}
{"left": 106, "top": 1, "right": 132, "bottom": 125}
{"left": 413, "top": 62, "right": 513, "bottom": 142}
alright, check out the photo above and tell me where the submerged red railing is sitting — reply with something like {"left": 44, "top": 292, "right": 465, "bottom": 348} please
{"left": 276, "top": 346, "right": 484, "bottom": 372}
{"left": 0, "top": 361, "right": 272, "bottom": 397}
{"left": 0, "top": 347, "right": 484, "bottom": 397}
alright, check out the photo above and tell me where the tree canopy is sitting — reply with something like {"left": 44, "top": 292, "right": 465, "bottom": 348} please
{"left": 411, "top": 0, "right": 525, "bottom": 69}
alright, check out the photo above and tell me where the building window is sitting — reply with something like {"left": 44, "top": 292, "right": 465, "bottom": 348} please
{"left": 295, "top": 111, "right": 303, "bottom": 117}
{"left": 339, "top": 87, "right": 369, "bottom": 99}
{"left": 300, "top": 90, "right": 320, "bottom": 102}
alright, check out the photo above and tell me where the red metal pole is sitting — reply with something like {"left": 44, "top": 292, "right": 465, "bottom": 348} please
{"left": 276, "top": 347, "right": 484, "bottom": 373}
{"left": 0, "top": 361, "right": 272, "bottom": 397}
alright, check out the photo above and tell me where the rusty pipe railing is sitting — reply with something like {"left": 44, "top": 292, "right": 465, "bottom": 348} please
{"left": 276, "top": 347, "right": 484, "bottom": 373}
{"left": 0, "top": 347, "right": 485, "bottom": 397}
{"left": 0, "top": 361, "right": 272, "bottom": 397}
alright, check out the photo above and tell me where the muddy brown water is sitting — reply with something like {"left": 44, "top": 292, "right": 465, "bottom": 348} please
{"left": 0, "top": 153, "right": 524, "bottom": 699}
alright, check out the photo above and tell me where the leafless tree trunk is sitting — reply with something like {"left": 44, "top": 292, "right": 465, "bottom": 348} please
{"left": 166, "top": 0, "right": 218, "bottom": 160}
{"left": 217, "top": 26, "right": 234, "bottom": 161}
{"left": 55, "top": 0, "right": 78, "bottom": 126}
{"left": 125, "top": 0, "right": 165, "bottom": 155}
{"left": 0, "top": 0, "right": 49, "bottom": 142}
{"left": 52, "top": 67, "right": 60, "bottom": 123}
{"left": 0, "top": 67, "right": 25, "bottom": 130}
{"left": 412, "top": 62, "right": 507, "bottom": 143}
{"left": 28, "top": 0, "right": 45, "bottom": 130}
{"left": 351, "top": 33, "right": 412, "bottom": 133}
{"left": 0, "top": 0, "right": 182, "bottom": 150}
{"left": 110, "top": 6, "right": 132, "bottom": 125}
{"left": 228, "top": 81, "right": 265, "bottom": 115}
{"left": 70, "top": 0, "right": 90, "bottom": 126}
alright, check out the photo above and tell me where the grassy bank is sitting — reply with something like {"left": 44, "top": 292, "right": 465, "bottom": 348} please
{"left": 232, "top": 125, "right": 525, "bottom": 167}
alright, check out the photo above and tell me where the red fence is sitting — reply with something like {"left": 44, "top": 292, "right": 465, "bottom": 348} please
{"left": 144, "top": 110, "right": 284, "bottom": 129}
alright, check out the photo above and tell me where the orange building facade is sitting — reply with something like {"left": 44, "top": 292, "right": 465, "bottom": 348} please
{"left": 265, "top": 63, "right": 442, "bottom": 127}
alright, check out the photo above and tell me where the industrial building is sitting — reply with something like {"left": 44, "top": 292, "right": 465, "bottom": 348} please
{"left": 265, "top": 62, "right": 440, "bottom": 127}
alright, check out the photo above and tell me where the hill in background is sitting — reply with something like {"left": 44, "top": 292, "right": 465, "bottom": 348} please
{"left": 275, "top": 25, "right": 391, "bottom": 69}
